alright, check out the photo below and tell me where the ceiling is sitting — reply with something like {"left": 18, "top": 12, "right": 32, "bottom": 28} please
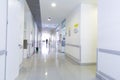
{"left": 26, "top": 0, "right": 97, "bottom": 31}
{"left": 26, "top": 0, "right": 42, "bottom": 31}
{"left": 40, "top": 0, "right": 97, "bottom": 29}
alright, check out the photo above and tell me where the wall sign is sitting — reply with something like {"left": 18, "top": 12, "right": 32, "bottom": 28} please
{"left": 74, "top": 23, "right": 79, "bottom": 33}
{"left": 74, "top": 23, "right": 79, "bottom": 28}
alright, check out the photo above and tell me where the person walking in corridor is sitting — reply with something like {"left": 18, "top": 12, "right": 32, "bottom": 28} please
{"left": 46, "top": 39, "right": 48, "bottom": 45}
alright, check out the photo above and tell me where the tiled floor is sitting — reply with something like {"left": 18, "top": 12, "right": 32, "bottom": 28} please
{"left": 16, "top": 44, "right": 97, "bottom": 80}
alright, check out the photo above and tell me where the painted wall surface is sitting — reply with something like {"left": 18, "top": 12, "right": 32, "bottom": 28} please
{"left": 58, "top": 25, "right": 62, "bottom": 52}
{"left": 24, "top": 2, "right": 35, "bottom": 58}
{"left": 50, "top": 30, "right": 57, "bottom": 48}
{"left": 58, "top": 27, "right": 66, "bottom": 52}
{"left": 65, "top": 5, "right": 81, "bottom": 60}
{"left": 65, "top": 6, "right": 81, "bottom": 45}
{"left": 80, "top": 4, "right": 97, "bottom": 63}
{"left": 65, "top": 4, "right": 97, "bottom": 63}
{"left": 34, "top": 23, "right": 38, "bottom": 48}
{"left": 0, "top": 0, "right": 35, "bottom": 79}
{"left": 0, "top": 0, "right": 7, "bottom": 80}
{"left": 6, "top": 0, "right": 24, "bottom": 80}
{"left": 98, "top": 0, "right": 120, "bottom": 79}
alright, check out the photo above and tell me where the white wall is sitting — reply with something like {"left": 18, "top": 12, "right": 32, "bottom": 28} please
{"left": 98, "top": 0, "right": 120, "bottom": 79}
{"left": 65, "top": 3, "right": 97, "bottom": 64}
{"left": 65, "top": 5, "right": 81, "bottom": 60}
{"left": 50, "top": 30, "right": 56, "bottom": 48}
{"left": 0, "top": 0, "right": 7, "bottom": 80}
{"left": 58, "top": 26, "right": 66, "bottom": 52}
{"left": 6, "top": 0, "right": 24, "bottom": 80}
{"left": 24, "top": 2, "right": 35, "bottom": 57}
{"left": 57, "top": 25, "right": 62, "bottom": 52}
{"left": 65, "top": 6, "right": 81, "bottom": 45}
{"left": 0, "top": 0, "right": 35, "bottom": 79}
{"left": 81, "top": 4, "right": 97, "bottom": 63}
{"left": 34, "top": 22, "right": 38, "bottom": 48}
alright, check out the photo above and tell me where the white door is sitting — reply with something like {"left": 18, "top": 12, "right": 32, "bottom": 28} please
{"left": 0, "top": 0, "right": 8, "bottom": 80}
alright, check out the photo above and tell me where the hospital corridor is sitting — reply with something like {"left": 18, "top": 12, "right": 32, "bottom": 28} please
{"left": 16, "top": 43, "right": 96, "bottom": 80}
{"left": 1, "top": 0, "right": 120, "bottom": 80}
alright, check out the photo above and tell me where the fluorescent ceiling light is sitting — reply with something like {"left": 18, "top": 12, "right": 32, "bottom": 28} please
{"left": 51, "top": 3, "right": 56, "bottom": 7}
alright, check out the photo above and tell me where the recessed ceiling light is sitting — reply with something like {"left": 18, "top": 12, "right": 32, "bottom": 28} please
{"left": 51, "top": 3, "right": 56, "bottom": 7}
{"left": 48, "top": 18, "right": 51, "bottom": 21}
{"left": 45, "top": 72, "right": 48, "bottom": 76}
{"left": 48, "top": 17, "right": 52, "bottom": 21}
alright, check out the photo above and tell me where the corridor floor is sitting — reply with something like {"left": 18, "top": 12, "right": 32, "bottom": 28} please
{"left": 16, "top": 44, "right": 97, "bottom": 80}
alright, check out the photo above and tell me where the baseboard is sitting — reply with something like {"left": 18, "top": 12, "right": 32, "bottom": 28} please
{"left": 65, "top": 52, "right": 96, "bottom": 66}
{"left": 65, "top": 53, "right": 81, "bottom": 64}
{"left": 19, "top": 62, "right": 23, "bottom": 74}
{"left": 96, "top": 71, "right": 115, "bottom": 80}
{"left": 80, "top": 63, "right": 96, "bottom": 66}
{"left": 96, "top": 72, "right": 106, "bottom": 80}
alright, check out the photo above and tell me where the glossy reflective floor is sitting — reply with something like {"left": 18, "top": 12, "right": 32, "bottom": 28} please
{"left": 16, "top": 43, "right": 97, "bottom": 80}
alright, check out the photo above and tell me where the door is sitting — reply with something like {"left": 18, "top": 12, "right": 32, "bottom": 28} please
{"left": 0, "top": 0, "right": 8, "bottom": 80}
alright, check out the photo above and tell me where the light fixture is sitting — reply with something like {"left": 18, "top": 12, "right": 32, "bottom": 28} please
{"left": 45, "top": 72, "right": 48, "bottom": 76}
{"left": 48, "top": 18, "right": 51, "bottom": 21}
{"left": 48, "top": 17, "right": 52, "bottom": 21}
{"left": 51, "top": 2, "right": 56, "bottom": 7}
